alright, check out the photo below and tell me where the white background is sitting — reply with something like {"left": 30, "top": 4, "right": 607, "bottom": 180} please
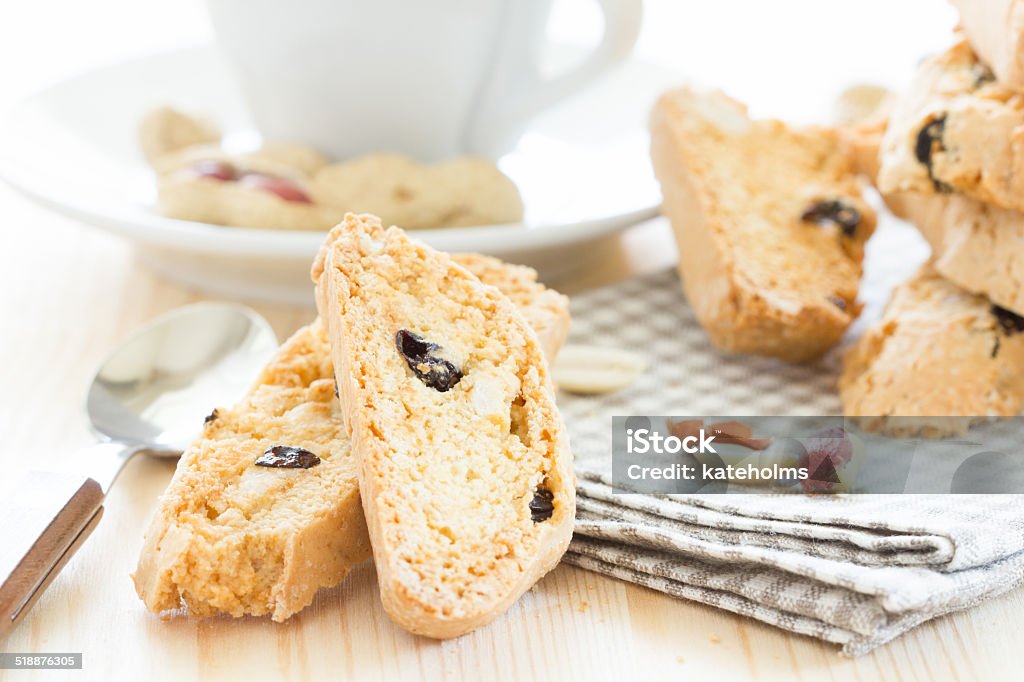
{"left": 1, "top": 0, "right": 958, "bottom": 122}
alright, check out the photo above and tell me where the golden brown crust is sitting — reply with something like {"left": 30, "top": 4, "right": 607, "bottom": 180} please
{"left": 312, "top": 214, "right": 574, "bottom": 639}
{"left": 650, "top": 88, "right": 875, "bottom": 363}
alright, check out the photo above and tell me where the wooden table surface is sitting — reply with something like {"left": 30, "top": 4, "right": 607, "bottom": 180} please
{"left": 0, "top": 180, "right": 1020, "bottom": 681}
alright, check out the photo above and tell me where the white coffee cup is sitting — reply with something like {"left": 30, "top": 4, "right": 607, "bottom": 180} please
{"left": 206, "top": 0, "right": 643, "bottom": 161}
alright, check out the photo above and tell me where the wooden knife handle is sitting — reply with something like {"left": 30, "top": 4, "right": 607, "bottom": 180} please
{"left": 0, "top": 471, "right": 105, "bottom": 641}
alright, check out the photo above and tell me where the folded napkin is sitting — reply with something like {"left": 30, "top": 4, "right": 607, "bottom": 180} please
{"left": 566, "top": 472, "right": 1024, "bottom": 655}
{"left": 557, "top": 224, "right": 1024, "bottom": 655}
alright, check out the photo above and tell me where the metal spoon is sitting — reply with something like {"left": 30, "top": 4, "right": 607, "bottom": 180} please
{"left": 0, "top": 302, "right": 278, "bottom": 640}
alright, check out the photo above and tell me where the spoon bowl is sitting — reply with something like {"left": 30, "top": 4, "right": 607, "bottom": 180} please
{"left": 87, "top": 302, "right": 278, "bottom": 453}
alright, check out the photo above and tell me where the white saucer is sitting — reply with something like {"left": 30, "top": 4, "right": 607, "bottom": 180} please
{"left": 0, "top": 45, "right": 679, "bottom": 304}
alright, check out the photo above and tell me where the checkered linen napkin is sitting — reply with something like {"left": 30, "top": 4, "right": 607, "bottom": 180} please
{"left": 556, "top": 223, "right": 1024, "bottom": 656}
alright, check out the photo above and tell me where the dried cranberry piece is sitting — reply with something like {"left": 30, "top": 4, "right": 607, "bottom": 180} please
{"left": 188, "top": 159, "right": 237, "bottom": 181}
{"left": 800, "top": 200, "right": 861, "bottom": 237}
{"left": 184, "top": 160, "right": 312, "bottom": 203}
{"left": 255, "top": 445, "right": 321, "bottom": 469}
{"left": 204, "top": 408, "right": 219, "bottom": 425}
{"left": 915, "top": 116, "right": 952, "bottom": 193}
{"left": 992, "top": 305, "right": 1024, "bottom": 335}
{"left": 237, "top": 172, "right": 313, "bottom": 203}
{"left": 395, "top": 329, "right": 462, "bottom": 392}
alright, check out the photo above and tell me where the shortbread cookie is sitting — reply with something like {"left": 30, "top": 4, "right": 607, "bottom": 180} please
{"left": 150, "top": 142, "right": 328, "bottom": 179}
{"left": 429, "top": 157, "right": 525, "bottom": 227}
{"left": 141, "top": 108, "right": 336, "bottom": 231}
{"left": 139, "top": 105, "right": 522, "bottom": 230}
{"left": 312, "top": 214, "right": 574, "bottom": 638}
{"left": 950, "top": 0, "right": 1024, "bottom": 88}
{"left": 138, "top": 106, "right": 220, "bottom": 165}
{"left": 155, "top": 150, "right": 340, "bottom": 231}
{"left": 650, "top": 87, "right": 877, "bottom": 363}
{"left": 310, "top": 154, "right": 523, "bottom": 229}
{"left": 134, "top": 254, "right": 570, "bottom": 622}
{"left": 244, "top": 143, "right": 330, "bottom": 177}
{"left": 877, "top": 40, "right": 1024, "bottom": 211}
{"left": 839, "top": 264, "right": 1024, "bottom": 437}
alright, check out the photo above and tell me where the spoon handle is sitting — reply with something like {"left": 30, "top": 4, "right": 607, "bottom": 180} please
{"left": 0, "top": 471, "right": 105, "bottom": 640}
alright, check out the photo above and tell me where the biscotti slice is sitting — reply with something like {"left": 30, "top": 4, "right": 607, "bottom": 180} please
{"left": 451, "top": 252, "right": 570, "bottom": 360}
{"left": 950, "top": 0, "right": 1024, "bottom": 89}
{"left": 877, "top": 40, "right": 1024, "bottom": 211}
{"left": 833, "top": 84, "right": 1024, "bottom": 316}
{"left": 890, "top": 193, "right": 1024, "bottom": 315}
{"left": 133, "top": 319, "right": 370, "bottom": 621}
{"left": 839, "top": 264, "right": 1024, "bottom": 437}
{"left": 311, "top": 214, "right": 575, "bottom": 638}
{"left": 134, "top": 256, "right": 570, "bottom": 622}
{"left": 650, "top": 87, "right": 877, "bottom": 363}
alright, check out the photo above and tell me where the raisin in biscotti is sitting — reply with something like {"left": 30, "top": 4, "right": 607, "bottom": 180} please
{"left": 839, "top": 264, "right": 1024, "bottom": 437}
{"left": 134, "top": 255, "right": 569, "bottom": 622}
{"left": 877, "top": 40, "right": 1024, "bottom": 211}
{"left": 311, "top": 214, "right": 575, "bottom": 638}
{"left": 950, "top": 0, "right": 1024, "bottom": 89}
{"left": 650, "top": 88, "right": 876, "bottom": 362}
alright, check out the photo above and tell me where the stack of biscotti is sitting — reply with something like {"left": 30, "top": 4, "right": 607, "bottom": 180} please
{"left": 836, "top": 19, "right": 1024, "bottom": 434}
{"left": 650, "top": 87, "right": 877, "bottom": 363}
{"left": 133, "top": 227, "right": 573, "bottom": 633}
